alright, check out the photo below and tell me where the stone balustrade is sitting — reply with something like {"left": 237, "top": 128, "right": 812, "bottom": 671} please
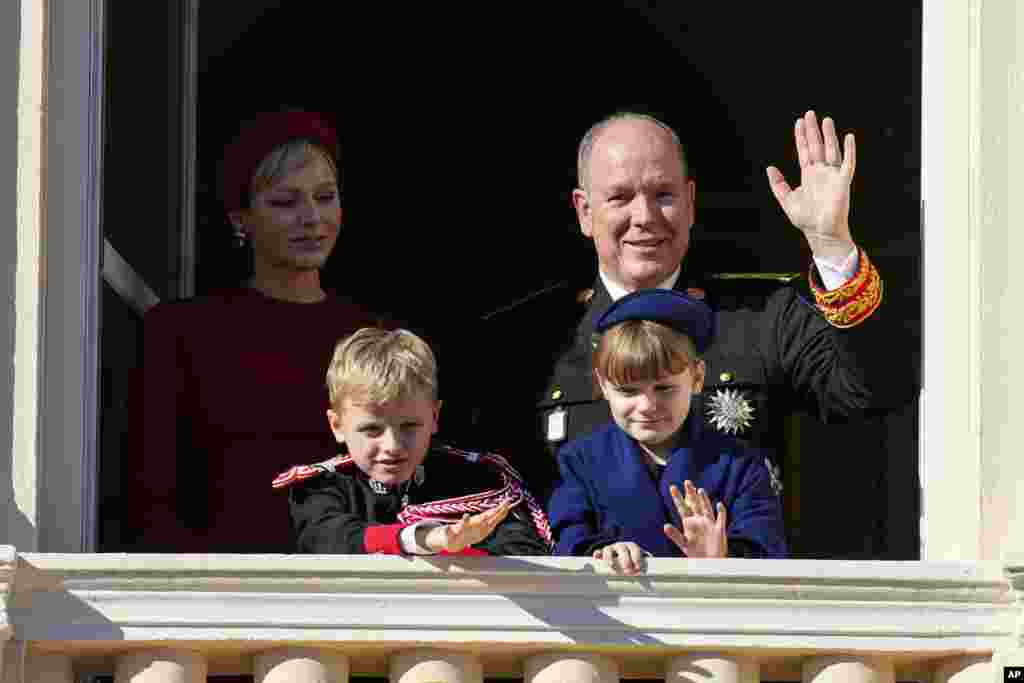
{"left": 0, "top": 547, "right": 1021, "bottom": 682}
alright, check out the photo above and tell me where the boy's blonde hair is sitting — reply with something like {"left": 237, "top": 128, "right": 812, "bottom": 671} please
{"left": 326, "top": 328, "right": 438, "bottom": 409}
{"left": 592, "top": 320, "right": 698, "bottom": 388}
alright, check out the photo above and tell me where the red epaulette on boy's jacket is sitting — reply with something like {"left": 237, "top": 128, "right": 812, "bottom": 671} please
{"left": 273, "top": 445, "right": 553, "bottom": 552}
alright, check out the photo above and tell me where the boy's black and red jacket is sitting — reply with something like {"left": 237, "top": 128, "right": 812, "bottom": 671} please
{"left": 278, "top": 446, "right": 551, "bottom": 556}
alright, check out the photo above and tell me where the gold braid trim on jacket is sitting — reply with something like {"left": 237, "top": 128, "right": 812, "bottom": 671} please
{"left": 808, "top": 247, "right": 882, "bottom": 329}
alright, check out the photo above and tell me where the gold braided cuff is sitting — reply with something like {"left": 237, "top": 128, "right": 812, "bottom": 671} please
{"left": 808, "top": 247, "right": 883, "bottom": 329}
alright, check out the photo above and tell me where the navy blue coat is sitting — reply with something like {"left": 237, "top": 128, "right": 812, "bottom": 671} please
{"left": 548, "top": 419, "right": 788, "bottom": 559}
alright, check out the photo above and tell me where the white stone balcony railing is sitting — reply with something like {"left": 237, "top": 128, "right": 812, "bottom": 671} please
{"left": 0, "top": 547, "right": 1021, "bottom": 682}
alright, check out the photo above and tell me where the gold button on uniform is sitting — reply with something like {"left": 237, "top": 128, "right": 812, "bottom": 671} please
{"left": 719, "top": 372, "right": 734, "bottom": 383}
{"left": 551, "top": 389, "right": 563, "bottom": 400}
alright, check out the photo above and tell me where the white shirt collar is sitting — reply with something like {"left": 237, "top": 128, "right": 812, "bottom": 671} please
{"left": 599, "top": 267, "right": 682, "bottom": 301}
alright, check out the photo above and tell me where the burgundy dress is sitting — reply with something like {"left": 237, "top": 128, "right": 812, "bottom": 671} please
{"left": 127, "top": 288, "right": 386, "bottom": 553}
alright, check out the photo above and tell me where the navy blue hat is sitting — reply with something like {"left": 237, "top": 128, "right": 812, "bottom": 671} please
{"left": 595, "top": 288, "right": 715, "bottom": 353}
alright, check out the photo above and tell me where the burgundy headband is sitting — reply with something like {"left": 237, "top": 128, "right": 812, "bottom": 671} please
{"left": 220, "top": 111, "right": 339, "bottom": 212}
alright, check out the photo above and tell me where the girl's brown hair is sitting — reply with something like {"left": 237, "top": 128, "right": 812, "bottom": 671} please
{"left": 592, "top": 319, "right": 698, "bottom": 389}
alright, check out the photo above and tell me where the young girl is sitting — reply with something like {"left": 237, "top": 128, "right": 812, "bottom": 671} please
{"left": 547, "top": 288, "right": 787, "bottom": 573}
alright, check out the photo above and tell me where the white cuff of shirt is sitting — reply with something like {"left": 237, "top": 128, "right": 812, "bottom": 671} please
{"left": 400, "top": 521, "right": 443, "bottom": 555}
{"left": 813, "top": 246, "right": 859, "bottom": 291}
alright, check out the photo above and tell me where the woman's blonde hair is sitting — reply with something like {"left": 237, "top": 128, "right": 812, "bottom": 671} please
{"left": 592, "top": 319, "right": 698, "bottom": 388}
{"left": 326, "top": 328, "right": 438, "bottom": 409}
{"left": 250, "top": 139, "right": 339, "bottom": 200}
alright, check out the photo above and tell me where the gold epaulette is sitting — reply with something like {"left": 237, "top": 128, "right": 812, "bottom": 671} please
{"left": 808, "top": 247, "right": 883, "bottom": 328}
{"left": 707, "top": 272, "right": 801, "bottom": 283}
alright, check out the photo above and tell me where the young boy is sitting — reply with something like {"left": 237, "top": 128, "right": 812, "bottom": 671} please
{"left": 273, "top": 327, "right": 551, "bottom": 556}
{"left": 548, "top": 289, "right": 787, "bottom": 573}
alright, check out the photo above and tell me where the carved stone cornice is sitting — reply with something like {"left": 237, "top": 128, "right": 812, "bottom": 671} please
{"left": 1005, "top": 555, "right": 1024, "bottom": 647}
{"left": 0, "top": 546, "right": 15, "bottom": 642}
{"left": 7, "top": 555, "right": 1019, "bottom": 659}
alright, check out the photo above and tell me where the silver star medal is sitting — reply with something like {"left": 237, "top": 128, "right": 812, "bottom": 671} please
{"left": 706, "top": 388, "right": 755, "bottom": 435}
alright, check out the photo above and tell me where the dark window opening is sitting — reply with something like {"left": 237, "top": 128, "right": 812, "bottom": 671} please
{"left": 99, "top": 1, "right": 922, "bottom": 560}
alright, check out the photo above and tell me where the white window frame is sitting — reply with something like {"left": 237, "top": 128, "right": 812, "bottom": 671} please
{"left": 32, "top": 0, "right": 198, "bottom": 552}
{"left": 36, "top": 0, "right": 107, "bottom": 552}
{"left": 918, "top": 0, "right": 982, "bottom": 561}
{"left": 31, "top": 0, "right": 995, "bottom": 557}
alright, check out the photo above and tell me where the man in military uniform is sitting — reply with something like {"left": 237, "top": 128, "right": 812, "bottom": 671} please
{"left": 465, "top": 110, "right": 913, "bottom": 556}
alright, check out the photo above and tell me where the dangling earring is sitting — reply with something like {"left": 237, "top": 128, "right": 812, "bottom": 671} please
{"left": 232, "top": 227, "right": 248, "bottom": 248}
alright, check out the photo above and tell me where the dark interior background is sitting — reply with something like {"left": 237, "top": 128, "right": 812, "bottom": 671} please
{"left": 101, "top": 1, "right": 922, "bottom": 560}
{"left": 196, "top": 2, "right": 922, "bottom": 322}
